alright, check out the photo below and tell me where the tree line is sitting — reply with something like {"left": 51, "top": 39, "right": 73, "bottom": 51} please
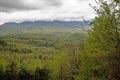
{"left": 0, "top": 61, "right": 50, "bottom": 80}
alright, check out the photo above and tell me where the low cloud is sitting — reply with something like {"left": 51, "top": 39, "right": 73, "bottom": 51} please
{"left": 0, "top": 0, "right": 97, "bottom": 24}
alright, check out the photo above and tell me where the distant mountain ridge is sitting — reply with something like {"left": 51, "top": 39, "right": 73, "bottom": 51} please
{"left": 0, "top": 20, "right": 90, "bottom": 28}
{"left": 0, "top": 20, "right": 91, "bottom": 36}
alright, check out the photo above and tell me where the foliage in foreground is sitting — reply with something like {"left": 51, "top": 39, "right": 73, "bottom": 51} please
{"left": 80, "top": 0, "right": 120, "bottom": 80}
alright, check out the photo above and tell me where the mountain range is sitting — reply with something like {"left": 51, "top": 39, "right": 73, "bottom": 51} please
{"left": 0, "top": 20, "right": 90, "bottom": 28}
{"left": 0, "top": 20, "right": 90, "bottom": 36}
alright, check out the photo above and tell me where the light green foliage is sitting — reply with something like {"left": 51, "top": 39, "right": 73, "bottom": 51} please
{"left": 0, "top": 26, "right": 86, "bottom": 80}
{"left": 80, "top": 0, "right": 120, "bottom": 80}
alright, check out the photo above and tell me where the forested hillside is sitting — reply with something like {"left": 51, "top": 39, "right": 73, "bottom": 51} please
{"left": 0, "top": 0, "right": 119, "bottom": 80}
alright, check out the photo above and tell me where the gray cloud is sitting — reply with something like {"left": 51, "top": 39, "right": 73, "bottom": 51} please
{"left": 78, "top": 0, "right": 88, "bottom": 1}
{"left": 0, "top": 0, "right": 20, "bottom": 8}
{"left": 0, "top": 0, "right": 97, "bottom": 24}
{"left": 0, "top": 7, "right": 11, "bottom": 12}
{"left": 0, "top": 0, "right": 62, "bottom": 12}
{"left": 0, "top": 0, "right": 30, "bottom": 11}
{"left": 45, "top": 0, "right": 62, "bottom": 6}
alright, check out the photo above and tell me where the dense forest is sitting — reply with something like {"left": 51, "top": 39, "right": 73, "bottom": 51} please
{"left": 0, "top": 0, "right": 120, "bottom": 80}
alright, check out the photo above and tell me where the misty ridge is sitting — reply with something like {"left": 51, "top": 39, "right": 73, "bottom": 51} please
{"left": 0, "top": 20, "right": 90, "bottom": 28}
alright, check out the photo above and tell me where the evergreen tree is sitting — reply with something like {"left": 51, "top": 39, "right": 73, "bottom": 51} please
{"left": 18, "top": 68, "right": 34, "bottom": 80}
{"left": 0, "top": 65, "right": 5, "bottom": 80}
{"left": 5, "top": 61, "right": 18, "bottom": 80}
{"left": 34, "top": 67, "right": 50, "bottom": 80}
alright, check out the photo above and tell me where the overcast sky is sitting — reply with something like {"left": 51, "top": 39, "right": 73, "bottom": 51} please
{"left": 0, "top": 0, "right": 98, "bottom": 24}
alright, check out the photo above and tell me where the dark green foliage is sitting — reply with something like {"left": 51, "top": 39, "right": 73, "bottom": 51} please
{"left": 5, "top": 62, "right": 18, "bottom": 80}
{"left": 0, "top": 39, "right": 7, "bottom": 46}
{"left": 0, "top": 65, "right": 5, "bottom": 80}
{"left": 18, "top": 68, "right": 34, "bottom": 80}
{"left": 0, "top": 63, "right": 50, "bottom": 80}
{"left": 114, "top": 0, "right": 120, "bottom": 3}
{"left": 35, "top": 67, "right": 50, "bottom": 80}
